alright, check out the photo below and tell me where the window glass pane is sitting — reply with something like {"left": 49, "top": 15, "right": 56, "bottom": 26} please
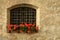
{"left": 10, "top": 7, "right": 36, "bottom": 25}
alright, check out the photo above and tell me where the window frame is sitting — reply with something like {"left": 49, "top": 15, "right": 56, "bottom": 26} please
{"left": 7, "top": 4, "right": 40, "bottom": 31}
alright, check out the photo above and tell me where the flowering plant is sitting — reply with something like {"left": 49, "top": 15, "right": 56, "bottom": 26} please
{"left": 7, "top": 23, "right": 39, "bottom": 33}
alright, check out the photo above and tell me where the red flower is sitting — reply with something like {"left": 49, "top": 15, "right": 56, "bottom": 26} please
{"left": 7, "top": 24, "right": 13, "bottom": 31}
{"left": 14, "top": 25, "right": 17, "bottom": 30}
{"left": 25, "top": 23, "right": 32, "bottom": 29}
{"left": 29, "top": 24, "right": 32, "bottom": 26}
{"left": 19, "top": 24, "right": 24, "bottom": 27}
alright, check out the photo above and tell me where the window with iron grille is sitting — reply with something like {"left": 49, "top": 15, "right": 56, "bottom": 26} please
{"left": 10, "top": 7, "right": 36, "bottom": 25}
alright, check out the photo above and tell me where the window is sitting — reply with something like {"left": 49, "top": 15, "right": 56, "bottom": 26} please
{"left": 10, "top": 7, "right": 36, "bottom": 25}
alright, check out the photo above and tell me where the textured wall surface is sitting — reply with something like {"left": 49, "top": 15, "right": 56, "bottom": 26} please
{"left": 0, "top": 0, "right": 60, "bottom": 40}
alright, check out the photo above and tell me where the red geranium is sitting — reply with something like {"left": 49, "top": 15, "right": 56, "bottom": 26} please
{"left": 25, "top": 23, "right": 32, "bottom": 29}
{"left": 14, "top": 25, "right": 17, "bottom": 30}
{"left": 7, "top": 24, "right": 13, "bottom": 31}
{"left": 19, "top": 23, "right": 25, "bottom": 27}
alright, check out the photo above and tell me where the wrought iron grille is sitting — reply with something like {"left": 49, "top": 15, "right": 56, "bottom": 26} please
{"left": 10, "top": 7, "right": 36, "bottom": 25}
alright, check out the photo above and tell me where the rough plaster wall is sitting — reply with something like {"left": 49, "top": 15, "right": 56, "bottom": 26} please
{"left": 0, "top": 0, "right": 60, "bottom": 40}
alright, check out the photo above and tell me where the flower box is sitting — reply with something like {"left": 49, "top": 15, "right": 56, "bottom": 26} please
{"left": 7, "top": 23, "right": 38, "bottom": 34}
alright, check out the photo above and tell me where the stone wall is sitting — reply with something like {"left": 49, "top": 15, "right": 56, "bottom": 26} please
{"left": 0, "top": 0, "right": 60, "bottom": 40}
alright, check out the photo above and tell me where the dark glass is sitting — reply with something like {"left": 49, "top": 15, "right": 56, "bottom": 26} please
{"left": 10, "top": 7, "right": 36, "bottom": 25}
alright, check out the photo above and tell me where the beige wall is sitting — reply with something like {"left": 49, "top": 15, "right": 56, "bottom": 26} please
{"left": 0, "top": 0, "right": 60, "bottom": 40}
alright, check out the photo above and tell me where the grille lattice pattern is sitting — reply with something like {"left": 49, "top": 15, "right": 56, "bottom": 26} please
{"left": 10, "top": 7, "right": 36, "bottom": 25}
